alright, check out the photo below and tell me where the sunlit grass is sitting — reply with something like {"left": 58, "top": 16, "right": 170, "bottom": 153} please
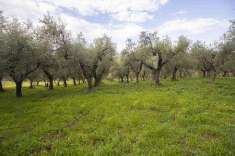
{"left": 0, "top": 78, "right": 235, "bottom": 155}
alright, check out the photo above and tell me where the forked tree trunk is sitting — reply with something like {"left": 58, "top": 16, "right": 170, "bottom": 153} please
{"left": 15, "top": 80, "right": 23, "bottom": 97}
{"left": 72, "top": 77, "right": 77, "bottom": 86}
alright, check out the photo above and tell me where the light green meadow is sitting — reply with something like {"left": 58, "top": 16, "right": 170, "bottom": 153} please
{"left": 0, "top": 78, "right": 234, "bottom": 156}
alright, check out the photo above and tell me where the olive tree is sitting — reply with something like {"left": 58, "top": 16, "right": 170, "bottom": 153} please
{"left": 216, "top": 20, "right": 235, "bottom": 76}
{"left": 3, "top": 19, "right": 40, "bottom": 97}
{"left": 75, "top": 35, "right": 115, "bottom": 89}
{"left": 117, "top": 53, "right": 131, "bottom": 83}
{"left": 37, "top": 14, "right": 60, "bottom": 90}
{"left": 191, "top": 41, "right": 217, "bottom": 79}
{"left": 138, "top": 32, "right": 176, "bottom": 85}
{"left": 122, "top": 39, "right": 143, "bottom": 83}
{"left": 216, "top": 42, "right": 235, "bottom": 76}
{"left": 55, "top": 21, "right": 72, "bottom": 87}
{"left": 168, "top": 36, "right": 190, "bottom": 80}
{"left": 92, "top": 36, "right": 115, "bottom": 86}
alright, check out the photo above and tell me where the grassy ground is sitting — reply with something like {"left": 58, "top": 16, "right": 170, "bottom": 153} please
{"left": 0, "top": 78, "right": 235, "bottom": 156}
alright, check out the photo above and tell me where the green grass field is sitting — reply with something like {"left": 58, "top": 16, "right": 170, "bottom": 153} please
{"left": 0, "top": 78, "right": 235, "bottom": 156}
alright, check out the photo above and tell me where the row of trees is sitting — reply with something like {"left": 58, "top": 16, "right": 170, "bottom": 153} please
{"left": 0, "top": 12, "right": 115, "bottom": 97}
{"left": 115, "top": 24, "right": 235, "bottom": 85}
{"left": 0, "top": 12, "right": 234, "bottom": 97}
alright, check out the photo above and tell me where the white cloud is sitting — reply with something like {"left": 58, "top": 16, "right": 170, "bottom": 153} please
{"left": 156, "top": 18, "right": 229, "bottom": 43}
{"left": 0, "top": 1, "right": 230, "bottom": 51}
{"left": 0, "top": 0, "right": 167, "bottom": 23}
{"left": 0, "top": 0, "right": 55, "bottom": 22}
{"left": 41, "top": 0, "right": 168, "bottom": 23}
{"left": 60, "top": 14, "right": 145, "bottom": 51}
{"left": 112, "top": 10, "right": 153, "bottom": 23}
{"left": 109, "top": 23, "right": 145, "bottom": 51}
{"left": 0, "top": 0, "right": 150, "bottom": 51}
{"left": 0, "top": 0, "right": 168, "bottom": 51}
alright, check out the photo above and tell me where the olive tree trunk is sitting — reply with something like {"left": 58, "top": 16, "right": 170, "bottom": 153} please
{"left": 135, "top": 73, "right": 139, "bottom": 83}
{"left": 126, "top": 75, "right": 129, "bottom": 83}
{"left": 120, "top": 77, "right": 124, "bottom": 83}
{"left": 172, "top": 67, "right": 178, "bottom": 81}
{"left": 202, "top": 70, "right": 206, "bottom": 77}
{"left": 0, "top": 77, "right": 4, "bottom": 92}
{"left": 72, "top": 77, "right": 77, "bottom": 86}
{"left": 223, "top": 71, "right": 228, "bottom": 77}
{"left": 57, "top": 80, "right": 60, "bottom": 86}
{"left": 29, "top": 80, "right": 34, "bottom": 89}
{"left": 63, "top": 78, "right": 67, "bottom": 87}
{"left": 43, "top": 70, "right": 54, "bottom": 90}
{"left": 154, "top": 69, "right": 161, "bottom": 85}
{"left": 48, "top": 78, "right": 53, "bottom": 90}
{"left": 15, "top": 80, "right": 23, "bottom": 97}
{"left": 94, "top": 78, "right": 101, "bottom": 87}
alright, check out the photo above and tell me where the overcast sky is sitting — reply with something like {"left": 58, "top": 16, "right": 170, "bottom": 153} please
{"left": 0, "top": 0, "right": 234, "bottom": 51}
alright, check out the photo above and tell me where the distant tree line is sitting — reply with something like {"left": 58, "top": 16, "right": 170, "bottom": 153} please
{"left": 0, "top": 12, "right": 234, "bottom": 97}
